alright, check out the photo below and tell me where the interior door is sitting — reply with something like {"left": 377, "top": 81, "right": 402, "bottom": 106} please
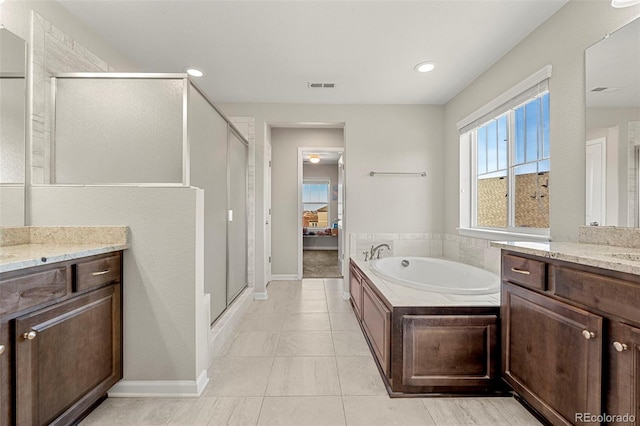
{"left": 586, "top": 137, "right": 606, "bottom": 226}
{"left": 337, "top": 154, "right": 344, "bottom": 275}
{"left": 265, "top": 138, "right": 272, "bottom": 287}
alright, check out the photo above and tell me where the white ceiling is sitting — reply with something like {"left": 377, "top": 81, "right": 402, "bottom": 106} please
{"left": 586, "top": 17, "right": 640, "bottom": 108}
{"left": 303, "top": 151, "right": 343, "bottom": 165}
{"left": 59, "top": 0, "right": 568, "bottom": 105}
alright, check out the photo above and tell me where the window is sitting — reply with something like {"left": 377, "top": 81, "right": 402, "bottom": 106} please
{"left": 458, "top": 66, "right": 551, "bottom": 239}
{"left": 303, "top": 180, "right": 330, "bottom": 228}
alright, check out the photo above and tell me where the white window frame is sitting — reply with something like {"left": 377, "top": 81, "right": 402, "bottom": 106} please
{"left": 302, "top": 178, "right": 331, "bottom": 229}
{"left": 458, "top": 65, "right": 552, "bottom": 242}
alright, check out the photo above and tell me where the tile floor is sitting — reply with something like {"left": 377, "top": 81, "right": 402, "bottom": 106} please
{"left": 82, "top": 278, "right": 542, "bottom": 426}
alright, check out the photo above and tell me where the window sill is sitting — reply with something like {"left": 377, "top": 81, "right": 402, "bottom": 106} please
{"left": 457, "top": 227, "right": 551, "bottom": 242}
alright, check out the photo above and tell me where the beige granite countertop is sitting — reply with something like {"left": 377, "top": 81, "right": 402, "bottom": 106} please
{"left": 351, "top": 257, "right": 500, "bottom": 308}
{"left": 0, "top": 226, "right": 129, "bottom": 273}
{"left": 490, "top": 241, "right": 640, "bottom": 276}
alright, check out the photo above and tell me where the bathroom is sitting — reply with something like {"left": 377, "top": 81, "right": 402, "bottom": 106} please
{"left": 1, "top": 0, "right": 640, "bottom": 424}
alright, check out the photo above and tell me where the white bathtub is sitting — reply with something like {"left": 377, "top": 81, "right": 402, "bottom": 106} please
{"left": 369, "top": 257, "right": 499, "bottom": 295}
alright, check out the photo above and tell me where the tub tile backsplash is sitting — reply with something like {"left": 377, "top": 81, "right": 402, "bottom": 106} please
{"left": 350, "top": 233, "right": 500, "bottom": 275}
{"left": 394, "top": 239, "right": 430, "bottom": 257}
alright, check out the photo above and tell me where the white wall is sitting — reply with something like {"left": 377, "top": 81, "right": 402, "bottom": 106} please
{"left": 270, "top": 127, "right": 343, "bottom": 274}
{"left": 30, "top": 186, "right": 208, "bottom": 391}
{"left": 0, "top": 1, "right": 137, "bottom": 71}
{"left": 443, "top": 1, "right": 640, "bottom": 242}
{"left": 219, "top": 103, "right": 445, "bottom": 279}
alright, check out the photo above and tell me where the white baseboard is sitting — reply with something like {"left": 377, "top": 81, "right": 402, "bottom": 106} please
{"left": 342, "top": 291, "right": 350, "bottom": 300}
{"left": 271, "top": 274, "right": 299, "bottom": 280}
{"left": 254, "top": 291, "right": 268, "bottom": 300}
{"left": 108, "top": 369, "right": 208, "bottom": 398}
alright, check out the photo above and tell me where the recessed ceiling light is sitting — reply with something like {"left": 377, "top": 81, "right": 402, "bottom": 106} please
{"left": 309, "top": 155, "right": 320, "bottom": 164}
{"left": 611, "top": 0, "right": 640, "bottom": 7}
{"left": 414, "top": 61, "right": 436, "bottom": 73}
{"left": 185, "top": 67, "right": 205, "bottom": 78}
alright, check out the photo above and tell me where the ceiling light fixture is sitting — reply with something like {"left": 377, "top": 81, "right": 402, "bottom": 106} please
{"left": 414, "top": 61, "right": 436, "bottom": 73}
{"left": 309, "top": 155, "right": 320, "bottom": 164}
{"left": 611, "top": 0, "right": 640, "bottom": 7}
{"left": 185, "top": 67, "right": 205, "bottom": 78}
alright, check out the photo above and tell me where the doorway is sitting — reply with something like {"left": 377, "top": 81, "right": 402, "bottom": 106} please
{"left": 298, "top": 146, "right": 345, "bottom": 279}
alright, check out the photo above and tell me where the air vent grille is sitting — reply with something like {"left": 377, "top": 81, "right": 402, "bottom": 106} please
{"left": 308, "top": 82, "right": 336, "bottom": 89}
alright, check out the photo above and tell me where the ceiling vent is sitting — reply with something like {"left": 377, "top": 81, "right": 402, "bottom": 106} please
{"left": 590, "top": 87, "right": 620, "bottom": 92}
{"left": 308, "top": 82, "right": 336, "bottom": 88}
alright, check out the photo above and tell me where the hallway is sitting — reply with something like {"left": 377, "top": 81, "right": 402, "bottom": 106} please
{"left": 82, "top": 279, "right": 540, "bottom": 425}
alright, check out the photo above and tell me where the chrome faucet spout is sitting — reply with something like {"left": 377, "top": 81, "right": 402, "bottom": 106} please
{"left": 370, "top": 243, "right": 391, "bottom": 260}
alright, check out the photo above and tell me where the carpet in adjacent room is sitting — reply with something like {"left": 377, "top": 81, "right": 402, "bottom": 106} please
{"left": 303, "top": 250, "right": 342, "bottom": 278}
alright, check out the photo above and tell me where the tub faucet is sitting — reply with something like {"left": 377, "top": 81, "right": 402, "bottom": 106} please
{"left": 370, "top": 244, "right": 391, "bottom": 260}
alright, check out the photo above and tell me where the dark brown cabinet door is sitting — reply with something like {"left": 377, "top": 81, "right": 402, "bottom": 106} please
{"left": 502, "top": 282, "right": 603, "bottom": 426}
{"left": 362, "top": 282, "right": 390, "bottom": 376}
{"left": 605, "top": 321, "right": 640, "bottom": 425}
{"left": 0, "top": 321, "right": 11, "bottom": 425}
{"left": 15, "top": 284, "right": 121, "bottom": 426}
{"left": 401, "top": 315, "right": 498, "bottom": 388}
{"left": 349, "top": 265, "right": 363, "bottom": 319}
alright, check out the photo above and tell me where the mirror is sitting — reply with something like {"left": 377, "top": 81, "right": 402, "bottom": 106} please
{"left": 0, "top": 28, "right": 27, "bottom": 226}
{"left": 585, "top": 17, "right": 640, "bottom": 227}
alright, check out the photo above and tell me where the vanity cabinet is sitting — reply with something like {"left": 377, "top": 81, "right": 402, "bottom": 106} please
{"left": 605, "top": 321, "right": 640, "bottom": 425}
{"left": 502, "top": 281, "right": 602, "bottom": 424}
{"left": 0, "top": 321, "right": 11, "bottom": 426}
{"left": 0, "top": 251, "right": 123, "bottom": 425}
{"left": 501, "top": 250, "right": 640, "bottom": 426}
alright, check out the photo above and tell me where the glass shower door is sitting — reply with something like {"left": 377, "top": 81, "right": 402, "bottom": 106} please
{"left": 227, "top": 129, "right": 248, "bottom": 303}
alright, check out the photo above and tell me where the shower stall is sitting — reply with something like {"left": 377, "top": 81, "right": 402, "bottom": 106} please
{"left": 51, "top": 73, "right": 249, "bottom": 322}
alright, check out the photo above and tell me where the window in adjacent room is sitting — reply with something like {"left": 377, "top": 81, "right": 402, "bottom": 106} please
{"left": 458, "top": 66, "right": 551, "bottom": 239}
{"left": 302, "top": 179, "right": 330, "bottom": 228}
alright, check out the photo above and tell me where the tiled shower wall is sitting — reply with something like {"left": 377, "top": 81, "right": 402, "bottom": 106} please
{"left": 228, "top": 116, "right": 256, "bottom": 289}
{"left": 350, "top": 233, "right": 501, "bottom": 276}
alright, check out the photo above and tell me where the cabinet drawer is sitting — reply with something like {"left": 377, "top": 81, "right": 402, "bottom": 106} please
{"left": 75, "top": 254, "right": 121, "bottom": 292}
{"left": 502, "top": 254, "right": 546, "bottom": 290}
{"left": 553, "top": 266, "right": 640, "bottom": 323}
{"left": 0, "top": 268, "right": 67, "bottom": 316}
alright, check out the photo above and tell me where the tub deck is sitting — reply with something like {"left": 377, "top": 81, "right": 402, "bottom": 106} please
{"left": 349, "top": 258, "right": 505, "bottom": 397}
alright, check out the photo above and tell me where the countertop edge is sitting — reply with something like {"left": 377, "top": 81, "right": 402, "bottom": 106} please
{"left": 491, "top": 241, "right": 640, "bottom": 276}
{"left": 0, "top": 243, "right": 129, "bottom": 274}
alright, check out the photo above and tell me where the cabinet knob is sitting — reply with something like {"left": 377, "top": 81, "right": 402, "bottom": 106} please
{"left": 613, "top": 341, "right": 628, "bottom": 352}
{"left": 0, "top": 345, "right": 5, "bottom": 355}
{"left": 582, "top": 330, "right": 596, "bottom": 340}
{"left": 23, "top": 331, "right": 37, "bottom": 341}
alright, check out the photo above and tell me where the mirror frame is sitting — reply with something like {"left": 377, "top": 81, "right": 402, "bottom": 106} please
{"left": 0, "top": 27, "right": 28, "bottom": 226}
{"left": 585, "top": 17, "right": 640, "bottom": 228}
